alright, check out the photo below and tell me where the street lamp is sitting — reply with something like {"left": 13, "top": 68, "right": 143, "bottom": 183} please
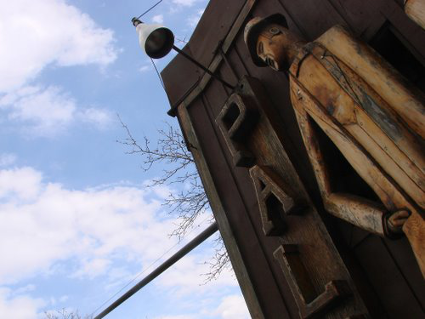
{"left": 132, "top": 18, "right": 234, "bottom": 89}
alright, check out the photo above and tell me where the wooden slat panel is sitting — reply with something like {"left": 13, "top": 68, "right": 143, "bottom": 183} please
{"left": 198, "top": 51, "right": 304, "bottom": 318}
{"left": 199, "top": 77, "right": 371, "bottom": 317}
{"left": 161, "top": 45, "right": 199, "bottom": 108}
{"left": 228, "top": 4, "right": 425, "bottom": 316}
{"left": 223, "top": 2, "right": 425, "bottom": 317}
{"left": 381, "top": 237, "right": 425, "bottom": 310}
{"left": 354, "top": 236, "right": 425, "bottom": 319}
{"left": 163, "top": 0, "right": 425, "bottom": 317}
{"left": 276, "top": 0, "right": 350, "bottom": 39}
{"left": 164, "top": 0, "right": 257, "bottom": 115}
{"left": 163, "top": 0, "right": 253, "bottom": 112}
{"left": 185, "top": 94, "right": 294, "bottom": 318}
{"left": 199, "top": 76, "right": 301, "bottom": 317}
{"left": 231, "top": 28, "right": 324, "bottom": 206}
{"left": 185, "top": 1, "right": 245, "bottom": 67}
{"left": 326, "top": 0, "right": 387, "bottom": 39}
{"left": 162, "top": 0, "right": 245, "bottom": 107}
{"left": 381, "top": 0, "right": 425, "bottom": 63}
{"left": 177, "top": 100, "right": 266, "bottom": 319}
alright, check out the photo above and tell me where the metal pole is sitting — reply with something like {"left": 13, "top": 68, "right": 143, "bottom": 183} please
{"left": 93, "top": 222, "right": 218, "bottom": 319}
{"left": 172, "top": 45, "right": 235, "bottom": 89}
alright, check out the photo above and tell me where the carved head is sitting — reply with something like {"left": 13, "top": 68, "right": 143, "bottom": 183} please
{"left": 244, "top": 14, "right": 305, "bottom": 71}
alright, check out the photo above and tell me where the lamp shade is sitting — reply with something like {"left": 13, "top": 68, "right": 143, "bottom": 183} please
{"left": 136, "top": 23, "right": 174, "bottom": 59}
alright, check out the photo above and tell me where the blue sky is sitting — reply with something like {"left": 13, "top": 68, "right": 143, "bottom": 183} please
{"left": 0, "top": 0, "right": 249, "bottom": 318}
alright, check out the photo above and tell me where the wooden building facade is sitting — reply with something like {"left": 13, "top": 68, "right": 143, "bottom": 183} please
{"left": 161, "top": 1, "right": 425, "bottom": 318}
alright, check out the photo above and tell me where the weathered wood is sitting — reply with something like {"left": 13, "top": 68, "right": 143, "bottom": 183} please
{"left": 162, "top": 0, "right": 425, "bottom": 317}
{"left": 326, "top": 194, "right": 386, "bottom": 237}
{"left": 195, "top": 85, "right": 295, "bottom": 318}
{"left": 176, "top": 102, "right": 265, "bottom": 319}
{"left": 291, "top": 77, "right": 417, "bottom": 223}
{"left": 162, "top": 0, "right": 246, "bottom": 108}
{"left": 354, "top": 235, "right": 425, "bottom": 318}
{"left": 297, "top": 42, "right": 425, "bottom": 208}
{"left": 291, "top": 73, "right": 425, "bottom": 276}
{"left": 249, "top": 20, "right": 425, "bottom": 276}
{"left": 274, "top": 245, "right": 350, "bottom": 319}
{"left": 403, "top": 209, "right": 425, "bottom": 278}
{"left": 234, "top": 76, "right": 369, "bottom": 318}
{"left": 325, "top": 0, "right": 387, "bottom": 40}
{"left": 276, "top": 0, "right": 350, "bottom": 39}
{"left": 249, "top": 165, "right": 306, "bottom": 236}
{"left": 405, "top": 0, "right": 425, "bottom": 30}
{"left": 215, "top": 93, "right": 259, "bottom": 167}
{"left": 165, "top": 0, "right": 257, "bottom": 116}
{"left": 316, "top": 25, "right": 425, "bottom": 139}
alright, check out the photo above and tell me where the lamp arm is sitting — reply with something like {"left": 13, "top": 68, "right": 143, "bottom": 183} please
{"left": 172, "top": 45, "right": 235, "bottom": 89}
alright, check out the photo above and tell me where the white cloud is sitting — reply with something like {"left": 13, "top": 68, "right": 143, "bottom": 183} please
{"left": 0, "top": 165, "right": 244, "bottom": 317}
{"left": 156, "top": 252, "right": 238, "bottom": 297}
{"left": 154, "top": 316, "right": 195, "bottom": 319}
{"left": 215, "top": 295, "right": 250, "bottom": 319}
{"left": 78, "top": 107, "right": 113, "bottom": 129}
{"left": 0, "top": 167, "right": 43, "bottom": 201}
{"left": 0, "top": 0, "right": 117, "bottom": 93}
{"left": 0, "top": 0, "right": 117, "bottom": 137}
{"left": 0, "top": 287, "right": 44, "bottom": 319}
{"left": 72, "top": 258, "right": 111, "bottom": 279}
{"left": 172, "top": 0, "right": 198, "bottom": 7}
{"left": 0, "top": 85, "right": 113, "bottom": 137}
{"left": 0, "top": 154, "right": 17, "bottom": 167}
{"left": 139, "top": 65, "right": 151, "bottom": 73}
{"left": 12, "top": 285, "right": 36, "bottom": 295}
{"left": 187, "top": 9, "right": 205, "bottom": 27}
{"left": 0, "top": 86, "right": 76, "bottom": 136}
{"left": 152, "top": 14, "right": 164, "bottom": 24}
{"left": 0, "top": 166, "right": 182, "bottom": 285}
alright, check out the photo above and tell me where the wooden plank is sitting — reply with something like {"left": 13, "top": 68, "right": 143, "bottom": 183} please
{"left": 176, "top": 100, "right": 266, "bottom": 319}
{"left": 163, "top": 0, "right": 257, "bottom": 114}
{"left": 233, "top": 2, "right": 425, "bottom": 314}
{"left": 198, "top": 49, "right": 330, "bottom": 316}
{"left": 188, "top": 0, "right": 245, "bottom": 67}
{"left": 162, "top": 0, "right": 245, "bottom": 108}
{"left": 405, "top": 0, "right": 425, "bottom": 30}
{"left": 161, "top": 45, "right": 201, "bottom": 109}
{"left": 162, "top": 0, "right": 425, "bottom": 317}
{"left": 382, "top": 0, "right": 425, "bottom": 64}
{"left": 198, "top": 73, "right": 370, "bottom": 317}
{"left": 354, "top": 236, "right": 425, "bottom": 318}
{"left": 381, "top": 237, "right": 425, "bottom": 311}
{"left": 276, "top": 0, "right": 351, "bottom": 39}
{"left": 231, "top": 28, "right": 324, "bottom": 207}
{"left": 326, "top": 0, "right": 387, "bottom": 39}
{"left": 316, "top": 25, "right": 425, "bottom": 140}
{"left": 198, "top": 78, "right": 297, "bottom": 318}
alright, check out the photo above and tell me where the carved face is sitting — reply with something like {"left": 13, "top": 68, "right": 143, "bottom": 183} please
{"left": 256, "top": 23, "right": 304, "bottom": 71}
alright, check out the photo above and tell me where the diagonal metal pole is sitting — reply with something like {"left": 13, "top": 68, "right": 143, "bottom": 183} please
{"left": 172, "top": 45, "right": 235, "bottom": 89}
{"left": 93, "top": 222, "right": 218, "bottom": 319}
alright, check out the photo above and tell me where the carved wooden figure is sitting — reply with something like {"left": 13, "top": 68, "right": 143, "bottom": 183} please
{"left": 244, "top": 14, "right": 425, "bottom": 277}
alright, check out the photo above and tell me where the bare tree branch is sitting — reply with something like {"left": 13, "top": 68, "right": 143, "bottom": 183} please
{"left": 118, "top": 117, "right": 229, "bottom": 280}
{"left": 117, "top": 116, "right": 194, "bottom": 187}
{"left": 201, "top": 234, "right": 231, "bottom": 283}
{"left": 45, "top": 309, "right": 92, "bottom": 319}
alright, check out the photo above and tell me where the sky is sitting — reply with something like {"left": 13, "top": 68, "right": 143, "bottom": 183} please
{"left": 0, "top": 0, "right": 250, "bottom": 318}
